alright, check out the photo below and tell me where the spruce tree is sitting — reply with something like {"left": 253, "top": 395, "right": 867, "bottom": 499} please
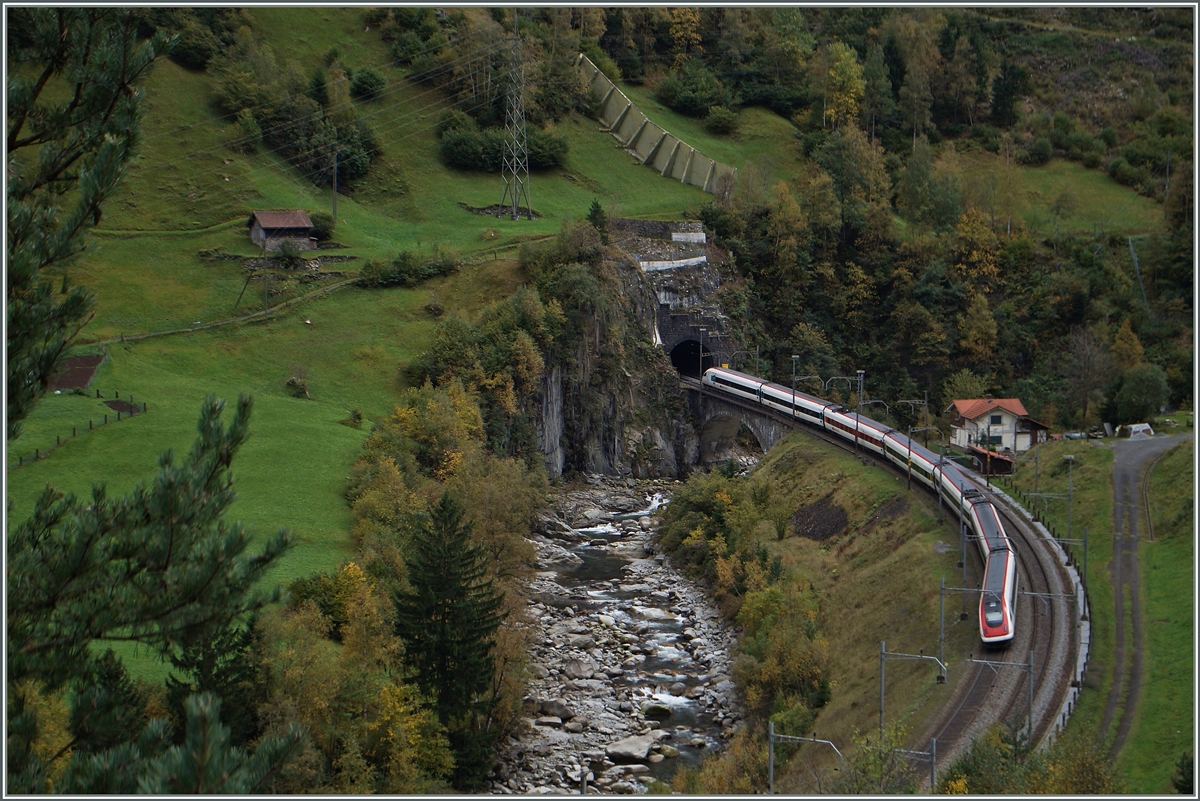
{"left": 6, "top": 9, "right": 174, "bottom": 439}
{"left": 587, "top": 197, "right": 610, "bottom": 243}
{"left": 165, "top": 620, "right": 266, "bottom": 748}
{"left": 393, "top": 491, "right": 507, "bottom": 786}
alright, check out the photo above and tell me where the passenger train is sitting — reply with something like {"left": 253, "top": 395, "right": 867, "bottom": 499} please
{"left": 702, "top": 366, "right": 1017, "bottom": 646}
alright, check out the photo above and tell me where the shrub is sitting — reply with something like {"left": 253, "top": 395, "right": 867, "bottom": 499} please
{"left": 170, "top": 22, "right": 220, "bottom": 69}
{"left": 233, "top": 109, "right": 261, "bottom": 153}
{"left": 972, "top": 123, "right": 1002, "bottom": 153}
{"left": 435, "top": 108, "right": 477, "bottom": 139}
{"left": 361, "top": 7, "right": 389, "bottom": 25}
{"left": 1098, "top": 126, "right": 1120, "bottom": 147}
{"left": 309, "top": 211, "right": 335, "bottom": 242}
{"left": 276, "top": 239, "right": 303, "bottom": 267}
{"left": 655, "top": 60, "right": 725, "bottom": 117}
{"left": 1082, "top": 151, "right": 1102, "bottom": 169}
{"left": 527, "top": 129, "right": 568, "bottom": 170}
{"left": 704, "top": 106, "right": 739, "bottom": 136}
{"left": 1019, "top": 137, "right": 1052, "bottom": 166}
{"left": 350, "top": 67, "right": 385, "bottom": 100}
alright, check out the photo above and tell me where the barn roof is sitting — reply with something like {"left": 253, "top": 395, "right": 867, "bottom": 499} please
{"left": 945, "top": 398, "right": 1030, "bottom": 420}
{"left": 248, "top": 210, "right": 313, "bottom": 229}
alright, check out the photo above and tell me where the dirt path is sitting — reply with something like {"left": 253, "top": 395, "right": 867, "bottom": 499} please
{"left": 1102, "top": 434, "right": 1190, "bottom": 759}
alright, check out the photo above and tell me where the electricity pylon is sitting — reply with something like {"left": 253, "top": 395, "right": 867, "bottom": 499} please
{"left": 499, "top": 8, "right": 532, "bottom": 220}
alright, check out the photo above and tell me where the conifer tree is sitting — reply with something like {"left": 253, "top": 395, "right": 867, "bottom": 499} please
{"left": 5, "top": 9, "right": 174, "bottom": 440}
{"left": 7, "top": 395, "right": 297, "bottom": 791}
{"left": 587, "top": 198, "right": 609, "bottom": 243}
{"left": 393, "top": 492, "right": 507, "bottom": 786}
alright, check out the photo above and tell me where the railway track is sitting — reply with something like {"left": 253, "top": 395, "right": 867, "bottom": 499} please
{"left": 681, "top": 377, "right": 1078, "bottom": 779}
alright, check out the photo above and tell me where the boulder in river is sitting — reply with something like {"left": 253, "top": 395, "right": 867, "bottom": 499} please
{"left": 605, "top": 733, "right": 658, "bottom": 762}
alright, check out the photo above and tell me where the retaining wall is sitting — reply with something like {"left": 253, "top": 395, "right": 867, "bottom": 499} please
{"left": 576, "top": 54, "right": 738, "bottom": 195}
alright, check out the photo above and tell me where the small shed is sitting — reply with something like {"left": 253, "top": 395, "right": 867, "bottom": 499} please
{"left": 247, "top": 210, "right": 315, "bottom": 252}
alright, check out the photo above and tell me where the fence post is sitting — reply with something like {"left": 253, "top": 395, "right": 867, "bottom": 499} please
{"left": 104, "top": 414, "right": 107, "bottom": 424}
{"left": 96, "top": 389, "right": 100, "bottom": 398}
{"left": 35, "top": 449, "right": 39, "bottom": 460}
{"left": 117, "top": 411, "right": 121, "bottom": 421}
{"left": 89, "top": 419, "right": 93, "bottom": 430}
{"left": 115, "top": 390, "right": 119, "bottom": 399}
{"left": 19, "top": 456, "right": 23, "bottom": 467}
{"left": 73, "top": 427, "right": 76, "bottom": 437}
{"left": 144, "top": 402, "right": 147, "bottom": 413}
{"left": 57, "top": 435, "right": 60, "bottom": 446}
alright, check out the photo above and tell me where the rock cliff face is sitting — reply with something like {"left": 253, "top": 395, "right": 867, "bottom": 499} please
{"left": 536, "top": 251, "right": 699, "bottom": 479}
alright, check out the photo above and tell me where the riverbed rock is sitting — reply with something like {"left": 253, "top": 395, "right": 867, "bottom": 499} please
{"left": 541, "top": 699, "right": 574, "bottom": 719}
{"left": 563, "top": 659, "right": 596, "bottom": 679}
{"left": 605, "top": 733, "right": 658, "bottom": 762}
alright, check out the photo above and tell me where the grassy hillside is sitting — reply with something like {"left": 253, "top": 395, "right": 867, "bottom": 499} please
{"left": 1002, "top": 436, "right": 1194, "bottom": 793}
{"left": 1126, "top": 438, "right": 1194, "bottom": 793}
{"left": 745, "top": 433, "right": 978, "bottom": 791}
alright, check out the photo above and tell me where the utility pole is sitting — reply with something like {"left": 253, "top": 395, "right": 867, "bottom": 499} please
{"left": 499, "top": 8, "right": 532, "bottom": 220}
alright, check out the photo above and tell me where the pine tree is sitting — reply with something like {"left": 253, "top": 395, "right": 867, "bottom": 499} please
{"left": 393, "top": 492, "right": 507, "bottom": 786}
{"left": 69, "top": 650, "right": 148, "bottom": 757}
{"left": 7, "top": 395, "right": 295, "bottom": 790}
{"left": 5, "top": 9, "right": 174, "bottom": 440}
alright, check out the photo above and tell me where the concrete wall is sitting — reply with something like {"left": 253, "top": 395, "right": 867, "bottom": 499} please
{"left": 577, "top": 54, "right": 737, "bottom": 195}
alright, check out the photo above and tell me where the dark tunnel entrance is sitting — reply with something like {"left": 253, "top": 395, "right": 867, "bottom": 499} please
{"left": 670, "top": 339, "right": 714, "bottom": 378}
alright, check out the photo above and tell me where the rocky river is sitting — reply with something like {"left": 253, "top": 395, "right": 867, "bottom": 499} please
{"left": 488, "top": 476, "right": 744, "bottom": 795}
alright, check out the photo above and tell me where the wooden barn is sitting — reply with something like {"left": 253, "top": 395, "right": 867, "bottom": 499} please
{"left": 247, "top": 210, "right": 316, "bottom": 252}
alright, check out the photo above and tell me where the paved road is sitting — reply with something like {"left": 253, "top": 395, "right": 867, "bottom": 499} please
{"left": 1102, "top": 433, "right": 1192, "bottom": 759}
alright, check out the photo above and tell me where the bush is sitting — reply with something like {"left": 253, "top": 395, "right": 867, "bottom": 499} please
{"left": 438, "top": 127, "right": 565, "bottom": 172}
{"left": 1108, "top": 157, "right": 1147, "bottom": 187}
{"left": 435, "top": 108, "right": 477, "bottom": 139}
{"left": 527, "top": 129, "right": 568, "bottom": 170}
{"left": 360, "top": 250, "right": 460, "bottom": 288}
{"left": 972, "top": 123, "right": 1002, "bottom": 153}
{"left": 350, "top": 67, "right": 385, "bottom": 100}
{"left": 170, "top": 22, "right": 220, "bottom": 69}
{"left": 1019, "top": 137, "right": 1053, "bottom": 166}
{"left": 1099, "top": 126, "right": 1120, "bottom": 147}
{"left": 704, "top": 106, "right": 739, "bottom": 136}
{"left": 1082, "top": 151, "right": 1102, "bottom": 169}
{"left": 309, "top": 211, "right": 335, "bottom": 242}
{"left": 232, "top": 109, "right": 261, "bottom": 154}
{"left": 655, "top": 60, "right": 725, "bottom": 118}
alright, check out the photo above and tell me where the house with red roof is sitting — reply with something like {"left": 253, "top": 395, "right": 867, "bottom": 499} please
{"left": 247, "top": 210, "right": 315, "bottom": 253}
{"left": 944, "top": 397, "right": 1049, "bottom": 454}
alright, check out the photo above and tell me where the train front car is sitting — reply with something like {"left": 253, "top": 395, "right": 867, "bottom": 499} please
{"left": 980, "top": 550, "right": 1018, "bottom": 645}
{"left": 968, "top": 491, "right": 1018, "bottom": 646}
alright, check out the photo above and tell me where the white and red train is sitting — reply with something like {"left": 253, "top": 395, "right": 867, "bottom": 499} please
{"left": 702, "top": 366, "right": 1017, "bottom": 646}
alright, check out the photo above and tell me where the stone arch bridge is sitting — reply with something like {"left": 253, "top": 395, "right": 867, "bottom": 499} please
{"left": 680, "top": 377, "right": 799, "bottom": 461}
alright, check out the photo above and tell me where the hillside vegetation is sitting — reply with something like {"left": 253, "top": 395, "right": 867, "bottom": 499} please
{"left": 7, "top": 5, "right": 1192, "bottom": 793}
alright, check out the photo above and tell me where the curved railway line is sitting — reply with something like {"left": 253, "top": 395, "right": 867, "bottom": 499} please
{"left": 681, "top": 377, "right": 1082, "bottom": 782}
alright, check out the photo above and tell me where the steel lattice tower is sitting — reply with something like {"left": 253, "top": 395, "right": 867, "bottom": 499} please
{"left": 499, "top": 9, "right": 531, "bottom": 220}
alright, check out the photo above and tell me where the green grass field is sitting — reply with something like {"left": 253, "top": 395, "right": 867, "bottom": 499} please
{"left": 1123, "top": 438, "right": 1194, "bottom": 793}
{"left": 954, "top": 149, "right": 1163, "bottom": 237}
{"left": 1002, "top": 436, "right": 1195, "bottom": 792}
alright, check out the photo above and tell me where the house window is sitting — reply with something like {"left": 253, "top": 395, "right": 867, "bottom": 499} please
{"left": 990, "top": 414, "right": 1002, "bottom": 425}
{"left": 989, "top": 434, "right": 1003, "bottom": 445}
